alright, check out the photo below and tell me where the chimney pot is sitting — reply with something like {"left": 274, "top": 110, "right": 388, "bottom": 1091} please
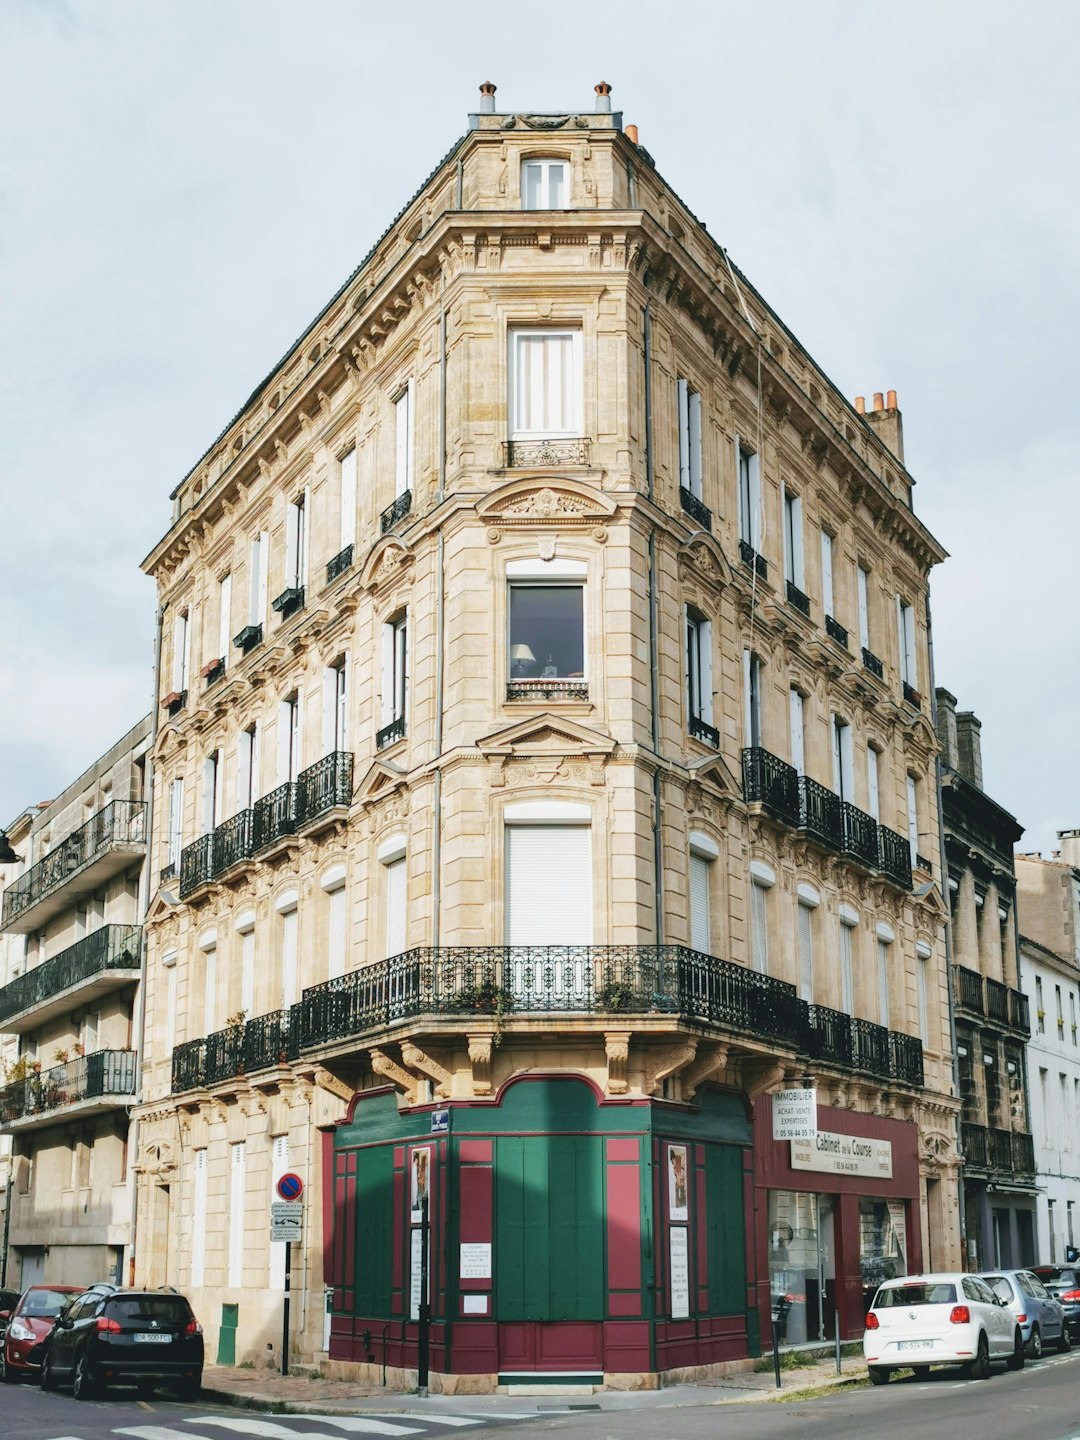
{"left": 886, "top": 389, "right": 897, "bottom": 410}
{"left": 855, "top": 395, "right": 866, "bottom": 414}
{"left": 625, "top": 123, "right": 639, "bottom": 145}
{"left": 873, "top": 392, "right": 884, "bottom": 412}
{"left": 595, "top": 81, "right": 612, "bottom": 112}
{"left": 479, "top": 81, "right": 497, "bottom": 114}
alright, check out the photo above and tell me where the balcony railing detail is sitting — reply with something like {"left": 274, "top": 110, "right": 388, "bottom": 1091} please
{"left": 161, "top": 690, "right": 187, "bottom": 717}
{"left": 252, "top": 784, "right": 298, "bottom": 852}
{"left": 506, "top": 678, "right": 589, "bottom": 702}
{"left": 986, "top": 977, "right": 1010, "bottom": 1026}
{"left": 297, "top": 751, "right": 354, "bottom": 824}
{"left": 2, "top": 801, "right": 146, "bottom": 929}
{"left": 179, "top": 834, "right": 213, "bottom": 897}
{"left": 862, "top": 647, "right": 884, "bottom": 679}
{"left": 0, "top": 925, "right": 141, "bottom": 1027}
{"left": 741, "top": 747, "right": 801, "bottom": 827}
{"left": 1010, "top": 989, "right": 1030, "bottom": 1033}
{"left": 738, "top": 540, "right": 768, "bottom": 580}
{"left": 326, "top": 545, "right": 354, "bottom": 583}
{"left": 504, "top": 437, "right": 590, "bottom": 468}
{"left": 214, "top": 809, "right": 254, "bottom": 874}
{"left": 799, "top": 775, "right": 843, "bottom": 849}
{"left": 915, "top": 853, "right": 934, "bottom": 874}
{"left": 380, "top": 490, "right": 413, "bottom": 533}
{"left": 159, "top": 863, "right": 177, "bottom": 884}
{"left": 890, "top": 1030, "right": 925, "bottom": 1086}
{"left": 825, "top": 614, "right": 849, "bottom": 648}
{"left": 877, "top": 825, "right": 913, "bottom": 890}
{"left": 962, "top": 1122, "right": 1034, "bottom": 1178}
{"left": 903, "top": 682, "right": 922, "bottom": 709}
{"left": 688, "top": 715, "right": 720, "bottom": 748}
{"left": 679, "top": 487, "right": 712, "bottom": 531}
{"left": 234, "top": 623, "right": 263, "bottom": 654}
{"left": 0, "top": 1049, "right": 137, "bottom": 1126}
{"left": 786, "top": 581, "right": 811, "bottom": 617}
{"left": 956, "top": 965, "right": 985, "bottom": 1015}
{"left": 376, "top": 715, "right": 407, "bottom": 750}
{"left": 271, "top": 585, "right": 305, "bottom": 620}
{"left": 840, "top": 801, "right": 879, "bottom": 867}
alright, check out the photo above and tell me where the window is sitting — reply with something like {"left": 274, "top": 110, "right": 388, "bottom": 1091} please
{"left": 906, "top": 774, "right": 919, "bottom": 864}
{"left": 200, "top": 930, "right": 217, "bottom": 1034}
{"left": 237, "top": 724, "right": 258, "bottom": 812}
{"left": 509, "top": 329, "right": 581, "bottom": 437}
{"left": 522, "top": 157, "right": 568, "bottom": 210}
{"left": 508, "top": 562, "right": 585, "bottom": 685}
{"left": 797, "top": 886, "right": 819, "bottom": 1002}
{"left": 685, "top": 608, "right": 713, "bottom": 736}
{"left": 1062, "top": 1074, "right": 1071, "bottom": 1150}
{"left": 394, "top": 383, "right": 413, "bottom": 498}
{"left": 782, "top": 485, "right": 804, "bottom": 589}
{"left": 876, "top": 925, "right": 894, "bottom": 1028}
{"left": 279, "top": 694, "right": 301, "bottom": 783}
{"left": 202, "top": 750, "right": 222, "bottom": 833}
{"left": 789, "top": 688, "right": 805, "bottom": 775}
{"left": 820, "top": 531, "right": 835, "bottom": 618}
{"left": 897, "top": 596, "right": 917, "bottom": 689}
{"left": 339, "top": 447, "right": 357, "bottom": 551}
{"left": 1072, "top": 991, "right": 1077, "bottom": 1044}
{"left": 689, "top": 833, "right": 718, "bottom": 953}
{"left": 750, "top": 861, "right": 775, "bottom": 976}
{"left": 380, "top": 836, "right": 408, "bottom": 958}
{"left": 916, "top": 940, "right": 932, "bottom": 1046}
{"left": 171, "top": 609, "right": 190, "bottom": 693}
{"left": 216, "top": 573, "right": 231, "bottom": 668}
{"left": 857, "top": 566, "right": 871, "bottom": 650}
{"left": 248, "top": 533, "right": 267, "bottom": 626}
{"left": 831, "top": 716, "right": 854, "bottom": 803}
{"left": 162, "top": 950, "right": 178, "bottom": 1055}
{"left": 285, "top": 491, "right": 308, "bottom": 590}
{"left": 1048, "top": 1196, "right": 1057, "bottom": 1263}
{"left": 677, "top": 379, "right": 702, "bottom": 499}
{"left": 839, "top": 909, "right": 857, "bottom": 1016}
{"left": 1037, "top": 976, "right": 1045, "bottom": 1032}
{"left": 505, "top": 804, "right": 592, "bottom": 946}
{"left": 736, "top": 439, "right": 761, "bottom": 548}
{"left": 1056, "top": 983, "right": 1065, "bottom": 1034}
{"left": 191, "top": 1149, "right": 208, "bottom": 1287}
{"left": 743, "top": 649, "right": 762, "bottom": 748}
{"left": 277, "top": 891, "right": 299, "bottom": 1009}
{"left": 323, "top": 870, "right": 347, "bottom": 981}
{"left": 236, "top": 912, "right": 256, "bottom": 1019}
{"left": 228, "top": 1141, "right": 246, "bottom": 1289}
{"left": 324, "top": 659, "right": 348, "bottom": 753}
{"left": 381, "top": 612, "right": 409, "bottom": 736}
{"left": 867, "top": 747, "right": 880, "bottom": 821}
{"left": 166, "top": 778, "right": 184, "bottom": 870}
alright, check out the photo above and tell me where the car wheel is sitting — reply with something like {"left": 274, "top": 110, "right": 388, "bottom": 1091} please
{"left": 1025, "top": 1323, "right": 1042, "bottom": 1360}
{"left": 968, "top": 1332, "right": 991, "bottom": 1381}
{"left": 1006, "top": 1327, "right": 1025, "bottom": 1370}
{"left": 40, "top": 1351, "right": 57, "bottom": 1392}
{"left": 868, "top": 1366, "right": 889, "bottom": 1386}
{"left": 912, "top": 1365, "right": 931, "bottom": 1379}
{"left": 0, "top": 1346, "right": 18, "bottom": 1384}
{"left": 73, "top": 1353, "right": 97, "bottom": 1401}
{"left": 1059, "top": 1323, "right": 1073, "bottom": 1353}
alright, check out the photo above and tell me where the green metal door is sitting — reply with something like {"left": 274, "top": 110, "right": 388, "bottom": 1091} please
{"left": 216, "top": 1302, "right": 238, "bottom": 1365}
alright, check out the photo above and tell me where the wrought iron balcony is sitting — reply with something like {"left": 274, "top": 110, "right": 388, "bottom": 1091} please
{"left": 839, "top": 800, "right": 879, "bottom": 868}
{"left": 179, "top": 833, "right": 213, "bottom": 897}
{"left": 877, "top": 824, "right": 913, "bottom": 889}
{"left": 506, "top": 678, "right": 589, "bottom": 703}
{"left": 890, "top": 1030, "right": 925, "bottom": 1086}
{"left": 799, "top": 775, "right": 843, "bottom": 849}
{"left": 961, "top": 1121, "right": 987, "bottom": 1168}
{"left": 0, "top": 924, "right": 140, "bottom": 1032}
{"left": 688, "top": 714, "right": 720, "bottom": 748}
{"left": 741, "top": 747, "right": 801, "bottom": 827}
{"left": 986, "top": 977, "right": 1010, "bottom": 1026}
{"left": 326, "top": 544, "right": 353, "bottom": 583}
{"left": 903, "top": 682, "right": 922, "bottom": 709}
{"left": 252, "top": 784, "right": 299, "bottom": 852}
{"left": 203, "top": 657, "right": 225, "bottom": 688}
{"left": 850, "top": 1016, "right": 892, "bottom": 1078}
{"left": 380, "top": 490, "right": 412, "bottom": 534}
{"left": 271, "top": 585, "right": 305, "bottom": 620}
{"left": 376, "top": 715, "right": 407, "bottom": 750}
{"left": 738, "top": 540, "right": 768, "bottom": 580}
{"left": 962, "top": 1122, "right": 1035, "bottom": 1179}
{"left": 297, "top": 751, "right": 354, "bottom": 826}
{"left": 0, "top": 1049, "right": 137, "bottom": 1131}
{"left": 785, "top": 581, "right": 811, "bottom": 617}
{"left": 825, "top": 614, "right": 849, "bottom": 648}
{"left": 172, "top": 1007, "right": 300, "bottom": 1093}
{"left": 1, "top": 801, "right": 147, "bottom": 934}
{"left": 234, "top": 623, "right": 263, "bottom": 654}
{"left": 159, "top": 863, "right": 177, "bottom": 884}
{"left": 1010, "top": 989, "right": 1030, "bottom": 1033}
{"left": 915, "top": 853, "right": 934, "bottom": 874}
{"left": 956, "top": 965, "right": 985, "bottom": 1016}
{"left": 503, "top": 437, "right": 590, "bottom": 468}
{"left": 214, "top": 809, "right": 254, "bottom": 874}
{"left": 803, "top": 1005, "right": 923, "bottom": 1086}
{"left": 862, "top": 647, "right": 884, "bottom": 679}
{"left": 679, "top": 486, "right": 712, "bottom": 531}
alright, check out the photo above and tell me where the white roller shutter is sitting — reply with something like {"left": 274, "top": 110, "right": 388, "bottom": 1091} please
{"left": 218, "top": 572, "right": 232, "bottom": 664}
{"left": 797, "top": 903, "right": 814, "bottom": 1002}
{"left": 505, "top": 824, "right": 592, "bottom": 946}
{"left": 839, "top": 921, "right": 854, "bottom": 1015}
{"left": 385, "top": 857, "right": 407, "bottom": 957}
{"left": 328, "top": 884, "right": 347, "bottom": 979}
{"left": 751, "top": 881, "right": 769, "bottom": 975}
{"left": 281, "top": 907, "right": 299, "bottom": 1009}
{"left": 689, "top": 853, "right": 711, "bottom": 953}
{"left": 339, "top": 448, "right": 357, "bottom": 549}
{"left": 820, "top": 531, "right": 834, "bottom": 618}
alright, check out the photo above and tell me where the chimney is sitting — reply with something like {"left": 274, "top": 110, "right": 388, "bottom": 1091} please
{"left": 955, "top": 710, "right": 984, "bottom": 790}
{"left": 862, "top": 386, "right": 905, "bottom": 464}
{"left": 625, "top": 123, "right": 639, "bottom": 145}
{"left": 854, "top": 395, "right": 866, "bottom": 414}
{"left": 934, "top": 687, "right": 959, "bottom": 770}
{"left": 1058, "top": 830, "right": 1080, "bottom": 871}
{"left": 479, "top": 81, "right": 497, "bottom": 114}
{"left": 595, "top": 81, "right": 612, "bottom": 113}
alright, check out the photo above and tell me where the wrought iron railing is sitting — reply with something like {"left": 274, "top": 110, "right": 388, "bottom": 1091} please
{"left": 297, "top": 752, "right": 354, "bottom": 824}
{"left": 862, "top": 647, "right": 884, "bottom": 679}
{"left": 162, "top": 690, "right": 187, "bottom": 717}
{"left": 903, "top": 682, "right": 922, "bottom": 709}
{"left": 890, "top": 1030, "right": 925, "bottom": 1086}
{"left": 159, "top": 863, "right": 177, "bottom": 884}
{"left": 839, "top": 801, "right": 879, "bottom": 867}
{"left": 679, "top": 487, "right": 712, "bottom": 531}
{"left": 380, "top": 490, "right": 413, "bottom": 533}
{"left": 0, "top": 925, "right": 140, "bottom": 1026}
{"left": 915, "top": 853, "right": 934, "bottom": 874}
{"left": 0, "top": 1049, "right": 137, "bottom": 1126}
{"left": 506, "top": 678, "right": 589, "bottom": 703}
{"left": 1010, "top": 989, "right": 1030, "bottom": 1033}
{"left": 961, "top": 1121, "right": 987, "bottom": 1168}
{"left": 688, "top": 715, "right": 720, "bottom": 748}
{"left": 799, "top": 775, "right": 843, "bottom": 849}
{"left": 738, "top": 540, "right": 768, "bottom": 580}
{"left": 326, "top": 545, "right": 354, "bottom": 583}
{"left": 234, "top": 623, "right": 263, "bottom": 654}
{"left": 503, "top": 437, "right": 590, "bottom": 468}
{"left": 877, "top": 825, "right": 913, "bottom": 889}
{"left": 253, "top": 784, "right": 298, "bottom": 851}
{"left": 271, "top": 585, "right": 305, "bottom": 620}
{"left": 956, "top": 965, "right": 985, "bottom": 1016}
{"left": 986, "top": 977, "right": 1010, "bottom": 1026}
{"left": 804, "top": 1004, "right": 855, "bottom": 1069}
{"left": 961, "top": 1122, "right": 1034, "bottom": 1177}
{"left": 376, "top": 715, "right": 407, "bottom": 750}
{"left": 741, "top": 748, "right": 801, "bottom": 826}
{"left": 825, "top": 614, "right": 848, "bottom": 648}
{"left": 2, "top": 801, "right": 147, "bottom": 928}
{"left": 214, "top": 809, "right": 254, "bottom": 873}
{"left": 172, "top": 1037, "right": 206, "bottom": 1091}
{"left": 786, "top": 581, "right": 811, "bottom": 617}
{"left": 850, "top": 1016, "right": 892, "bottom": 1078}
{"left": 1012, "top": 1130, "right": 1035, "bottom": 1175}
{"left": 179, "top": 834, "right": 213, "bottom": 897}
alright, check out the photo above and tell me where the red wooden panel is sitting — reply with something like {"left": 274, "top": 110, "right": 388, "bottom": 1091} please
{"left": 602, "top": 1320, "right": 652, "bottom": 1372}
{"left": 392, "top": 1167, "right": 404, "bottom": 1301}
{"left": 460, "top": 1138, "right": 493, "bottom": 1163}
{"left": 459, "top": 1160, "right": 493, "bottom": 1292}
{"left": 393, "top": 1146, "right": 405, "bottom": 1167}
{"left": 607, "top": 1292, "right": 641, "bottom": 1317}
{"left": 606, "top": 1137, "right": 638, "bottom": 1162}
{"left": 536, "top": 1321, "right": 602, "bottom": 1368}
{"left": 451, "top": 1320, "right": 499, "bottom": 1372}
{"left": 606, "top": 1159, "right": 641, "bottom": 1291}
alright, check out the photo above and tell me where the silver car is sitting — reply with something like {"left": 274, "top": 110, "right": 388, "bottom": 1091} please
{"left": 978, "top": 1269, "right": 1071, "bottom": 1359}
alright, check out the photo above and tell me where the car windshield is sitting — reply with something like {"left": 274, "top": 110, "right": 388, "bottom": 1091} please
{"left": 874, "top": 1282, "right": 957, "bottom": 1307}
{"left": 21, "top": 1290, "right": 78, "bottom": 1317}
{"left": 107, "top": 1297, "right": 192, "bottom": 1325}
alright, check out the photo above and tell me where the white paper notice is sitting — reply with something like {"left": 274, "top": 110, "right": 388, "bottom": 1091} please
{"left": 462, "top": 1294, "right": 488, "bottom": 1315}
{"left": 410, "top": 1228, "right": 424, "bottom": 1321}
{"left": 669, "top": 1227, "right": 690, "bottom": 1320}
{"left": 459, "top": 1242, "right": 492, "bottom": 1279}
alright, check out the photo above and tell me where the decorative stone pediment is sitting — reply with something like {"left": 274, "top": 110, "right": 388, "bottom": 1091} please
{"left": 686, "top": 753, "right": 740, "bottom": 799}
{"left": 908, "top": 878, "right": 950, "bottom": 920}
{"left": 476, "top": 713, "right": 617, "bottom": 759}
{"left": 360, "top": 536, "right": 415, "bottom": 593}
{"left": 677, "top": 533, "right": 732, "bottom": 590}
{"left": 478, "top": 477, "right": 616, "bottom": 529}
{"left": 354, "top": 758, "right": 409, "bottom": 809}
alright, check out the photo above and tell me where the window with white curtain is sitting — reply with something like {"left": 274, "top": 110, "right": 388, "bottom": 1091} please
{"left": 324, "top": 659, "right": 348, "bottom": 753}
{"left": 820, "top": 531, "right": 835, "bottom": 619}
{"left": 686, "top": 609, "right": 713, "bottom": 733}
{"left": 839, "top": 908, "right": 858, "bottom": 1017}
{"left": 199, "top": 929, "right": 218, "bottom": 1035}
{"left": 736, "top": 439, "right": 761, "bottom": 548}
{"left": 876, "top": 924, "right": 894, "bottom": 1028}
{"left": 248, "top": 533, "right": 268, "bottom": 626}
{"left": 237, "top": 724, "right": 258, "bottom": 812}
{"left": 897, "top": 596, "right": 917, "bottom": 689}
{"left": 916, "top": 940, "right": 933, "bottom": 1046}
{"left": 857, "top": 565, "right": 871, "bottom": 650}
{"left": 338, "top": 447, "right": 357, "bottom": 551}
{"left": 867, "top": 747, "right": 881, "bottom": 821}
{"left": 162, "top": 950, "right": 178, "bottom": 1055}
{"left": 203, "top": 749, "right": 223, "bottom": 833}
{"left": 750, "top": 861, "right": 775, "bottom": 976}
{"left": 228, "top": 1141, "right": 246, "bottom": 1289}
{"left": 394, "top": 384, "right": 413, "bottom": 498}
{"left": 380, "top": 837, "right": 408, "bottom": 958}
{"left": 217, "top": 573, "right": 232, "bottom": 669}
{"left": 743, "top": 650, "right": 762, "bottom": 748}
{"left": 191, "top": 1149, "right": 208, "bottom": 1287}
{"left": 277, "top": 892, "right": 299, "bottom": 1009}
{"left": 327, "top": 882, "right": 347, "bottom": 980}
{"left": 167, "top": 778, "right": 184, "bottom": 869}
{"left": 504, "top": 803, "right": 592, "bottom": 947}
{"left": 172, "top": 609, "right": 190, "bottom": 692}
{"left": 677, "top": 378, "right": 703, "bottom": 499}
{"left": 509, "top": 329, "right": 581, "bottom": 437}
{"left": 279, "top": 694, "right": 301, "bottom": 783}
{"left": 906, "top": 774, "right": 920, "bottom": 864}
{"left": 236, "top": 911, "right": 256, "bottom": 1019}
{"left": 782, "top": 485, "right": 804, "bottom": 589}
{"left": 285, "top": 492, "right": 308, "bottom": 591}
{"left": 831, "top": 716, "right": 854, "bottom": 802}
{"left": 381, "top": 613, "right": 409, "bottom": 731}
{"left": 789, "top": 688, "right": 805, "bottom": 775}
{"left": 521, "top": 158, "right": 568, "bottom": 209}
{"left": 689, "top": 833, "right": 718, "bottom": 954}
{"left": 797, "top": 897, "right": 816, "bottom": 1002}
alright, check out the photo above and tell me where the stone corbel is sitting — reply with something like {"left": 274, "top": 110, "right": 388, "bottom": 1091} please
{"left": 400, "top": 1042, "right": 453, "bottom": 1099}
{"left": 681, "top": 1043, "right": 729, "bottom": 1100}
{"left": 370, "top": 1049, "right": 423, "bottom": 1105}
{"left": 604, "top": 1032, "right": 631, "bottom": 1095}
{"left": 467, "top": 1035, "right": 493, "bottom": 1096}
{"left": 309, "top": 1067, "right": 352, "bottom": 1104}
{"left": 733, "top": 1056, "right": 787, "bottom": 1100}
{"left": 643, "top": 1042, "right": 698, "bottom": 1097}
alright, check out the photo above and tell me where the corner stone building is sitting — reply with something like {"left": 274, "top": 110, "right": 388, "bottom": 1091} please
{"left": 135, "top": 86, "right": 959, "bottom": 1387}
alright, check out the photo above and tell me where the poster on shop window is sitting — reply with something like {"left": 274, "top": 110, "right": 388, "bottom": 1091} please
{"left": 668, "top": 1144, "right": 688, "bottom": 1221}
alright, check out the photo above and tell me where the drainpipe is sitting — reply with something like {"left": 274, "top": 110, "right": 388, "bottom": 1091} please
{"left": 644, "top": 296, "right": 663, "bottom": 944}
{"left": 432, "top": 310, "right": 448, "bottom": 947}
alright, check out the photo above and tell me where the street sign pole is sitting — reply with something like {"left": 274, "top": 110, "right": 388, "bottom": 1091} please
{"left": 282, "top": 1240, "right": 291, "bottom": 1377}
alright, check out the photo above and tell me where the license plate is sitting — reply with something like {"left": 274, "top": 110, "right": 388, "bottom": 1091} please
{"left": 133, "top": 1332, "right": 172, "bottom": 1344}
{"left": 897, "top": 1340, "right": 934, "bottom": 1350}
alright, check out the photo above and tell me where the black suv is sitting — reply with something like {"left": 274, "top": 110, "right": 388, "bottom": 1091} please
{"left": 1031, "top": 1267, "right": 1080, "bottom": 1338}
{"left": 41, "top": 1286, "right": 203, "bottom": 1400}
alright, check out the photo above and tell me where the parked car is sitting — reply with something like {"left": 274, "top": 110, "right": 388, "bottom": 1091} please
{"left": 863, "top": 1272, "right": 1024, "bottom": 1383}
{"left": 979, "top": 1269, "right": 1071, "bottom": 1358}
{"left": 41, "top": 1286, "right": 203, "bottom": 1400}
{"left": 0, "top": 1285, "right": 83, "bottom": 1382}
{"left": 0, "top": 1290, "right": 19, "bottom": 1339}
{"left": 1030, "top": 1266, "right": 1080, "bottom": 1338}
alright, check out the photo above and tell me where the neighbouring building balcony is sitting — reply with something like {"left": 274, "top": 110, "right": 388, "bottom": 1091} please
{"left": 171, "top": 945, "right": 924, "bottom": 1096}
{"left": 1, "top": 801, "right": 147, "bottom": 934}
{"left": 954, "top": 966, "right": 1030, "bottom": 1034}
{"left": 785, "top": 580, "right": 811, "bottom": 617}
{"left": 0, "top": 1049, "right": 137, "bottom": 1133}
{"left": 0, "top": 925, "right": 141, "bottom": 1034}
{"left": 961, "top": 1121, "right": 1035, "bottom": 1179}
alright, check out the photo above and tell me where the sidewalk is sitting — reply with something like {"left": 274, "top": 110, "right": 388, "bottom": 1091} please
{"left": 199, "top": 1354, "right": 869, "bottom": 1415}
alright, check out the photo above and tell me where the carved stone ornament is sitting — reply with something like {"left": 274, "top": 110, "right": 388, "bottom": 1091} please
{"left": 643, "top": 1042, "right": 698, "bottom": 1096}
{"left": 605, "top": 1032, "right": 631, "bottom": 1095}
{"left": 370, "top": 1048, "right": 423, "bottom": 1106}
{"left": 400, "top": 1041, "right": 453, "bottom": 1098}
{"left": 478, "top": 477, "right": 617, "bottom": 530}
{"left": 468, "top": 1035, "right": 493, "bottom": 1095}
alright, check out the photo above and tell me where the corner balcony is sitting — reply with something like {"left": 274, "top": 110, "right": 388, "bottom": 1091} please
{"left": 503, "top": 437, "right": 590, "bottom": 469}
{"left": 1, "top": 801, "right": 147, "bottom": 934}
{"left": 961, "top": 1121, "right": 1035, "bottom": 1180}
{"left": 0, "top": 1049, "right": 137, "bottom": 1133}
{"left": 0, "top": 925, "right": 140, "bottom": 1035}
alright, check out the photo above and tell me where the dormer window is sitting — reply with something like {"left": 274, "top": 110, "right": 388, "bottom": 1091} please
{"left": 522, "top": 158, "right": 568, "bottom": 210}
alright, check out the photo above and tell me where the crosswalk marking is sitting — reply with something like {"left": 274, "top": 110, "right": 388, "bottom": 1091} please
{"left": 303, "top": 1420, "right": 454, "bottom": 1434}
{"left": 118, "top": 1428, "right": 212, "bottom": 1440}
{"left": 185, "top": 1418, "right": 422, "bottom": 1438}
{"left": 356, "top": 1420, "right": 481, "bottom": 1429}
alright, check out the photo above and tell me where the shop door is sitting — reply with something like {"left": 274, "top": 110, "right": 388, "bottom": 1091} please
{"left": 819, "top": 1198, "right": 836, "bottom": 1340}
{"left": 768, "top": 1191, "right": 827, "bottom": 1344}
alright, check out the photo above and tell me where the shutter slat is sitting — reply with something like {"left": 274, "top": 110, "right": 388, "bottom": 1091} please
{"left": 506, "top": 825, "right": 591, "bottom": 946}
{"left": 689, "top": 853, "right": 711, "bottom": 952}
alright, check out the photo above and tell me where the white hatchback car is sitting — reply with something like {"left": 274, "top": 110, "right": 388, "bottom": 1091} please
{"left": 863, "top": 1272, "right": 1024, "bottom": 1383}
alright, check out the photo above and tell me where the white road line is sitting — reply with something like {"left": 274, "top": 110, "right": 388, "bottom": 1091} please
{"left": 118, "top": 1428, "right": 216, "bottom": 1440}
{"left": 313, "top": 1421, "right": 478, "bottom": 1433}
{"left": 185, "top": 1418, "right": 422, "bottom": 1438}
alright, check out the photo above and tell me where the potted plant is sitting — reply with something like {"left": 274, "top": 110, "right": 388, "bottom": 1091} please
{"left": 461, "top": 979, "right": 514, "bottom": 1044}
{"left": 598, "top": 979, "right": 638, "bottom": 1014}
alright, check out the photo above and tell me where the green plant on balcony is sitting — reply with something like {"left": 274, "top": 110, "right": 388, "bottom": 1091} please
{"left": 597, "top": 979, "right": 638, "bottom": 1013}
{"left": 225, "top": 1010, "right": 247, "bottom": 1074}
{"left": 460, "top": 980, "right": 514, "bottom": 1043}
{"left": 53, "top": 1047, "right": 69, "bottom": 1065}
{"left": 2, "top": 1054, "right": 39, "bottom": 1084}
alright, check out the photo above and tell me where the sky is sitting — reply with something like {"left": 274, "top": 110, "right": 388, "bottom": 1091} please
{"left": 1, "top": 0, "right": 1077, "bottom": 854}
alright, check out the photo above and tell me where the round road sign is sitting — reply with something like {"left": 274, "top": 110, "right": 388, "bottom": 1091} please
{"left": 276, "top": 1172, "right": 304, "bottom": 1201}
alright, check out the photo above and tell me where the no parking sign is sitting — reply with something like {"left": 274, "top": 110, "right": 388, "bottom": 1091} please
{"left": 276, "top": 1172, "right": 304, "bottom": 1201}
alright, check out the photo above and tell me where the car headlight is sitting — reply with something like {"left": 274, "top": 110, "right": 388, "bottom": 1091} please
{"left": 8, "top": 1319, "right": 34, "bottom": 1341}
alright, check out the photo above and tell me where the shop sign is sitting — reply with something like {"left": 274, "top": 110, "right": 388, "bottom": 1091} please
{"left": 772, "top": 1088, "right": 818, "bottom": 1140}
{"left": 790, "top": 1128, "right": 893, "bottom": 1179}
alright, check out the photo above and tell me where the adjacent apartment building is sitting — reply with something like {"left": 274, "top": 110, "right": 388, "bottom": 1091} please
{"left": 134, "top": 84, "right": 958, "bottom": 1386}
{"left": 1016, "top": 833, "right": 1080, "bottom": 1264}
{"left": 935, "top": 691, "right": 1034, "bottom": 1269}
{"left": 0, "top": 719, "right": 150, "bottom": 1288}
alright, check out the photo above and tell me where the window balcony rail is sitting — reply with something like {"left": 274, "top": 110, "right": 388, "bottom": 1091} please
{"left": 961, "top": 1122, "right": 1034, "bottom": 1178}
{"left": 252, "top": 784, "right": 299, "bottom": 852}
{"left": 178, "top": 833, "right": 214, "bottom": 897}
{"left": 799, "top": 775, "right": 843, "bottom": 849}
{"left": 785, "top": 581, "right": 811, "bottom": 617}
{"left": 804, "top": 1004, "right": 855, "bottom": 1069}
{"left": 194, "top": 1009, "right": 299, "bottom": 1088}
{"left": 2, "top": 801, "right": 147, "bottom": 930}
{"left": 326, "top": 544, "right": 354, "bottom": 583}
{"left": 202, "top": 657, "right": 225, "bottom": 688}
{"left": 825, "top": 614, "right": 848, "bottom": 648}
{"left": 915, "top": 853, "right": 934, "bottom": 874}
{"left": 738, "top": 540, "right": 768, "bottom": 580}
{"left": 1011, "top": 1129, "right": 1035, "bottom": 1175}
{"left": 862, "top": 647, "right": 884, "bottom": 679}
{"left": 271, "top": 585, "right": 305, "bottom": 620}
{"left": 903, "top": 682, "right": 922, "bottom": 709}
{"left": 503, "top": 437, "right": 590, "bottom": 468}
{"left": 159, "top": 863, "right": 177, "bottom": 884}
{"left": 234, "top": 623, "right": 263, "bottom": 654}
{"left": 890, "top": 1030, "right": 925, "bottom": 1086}
{"left": 986, "top": 977, "right": 1010, "bottom": 1027}
{"left": 0, "top": 925, "right": 141, "bottom": 1028}
{"left": 506, "top": 678, "right": 589, "bottom": 702}
{"left": 850, "top": 1016, "right": 892, "bottom": 1078}
{"left": 380, "top": 490, "right": 413, "bottom": 533}
{"left": 679, "top": 486, "right": 712, "bottom": 531}
{"left": 213, "top": 808, "right": 254, "bottom": 874}
{"left": 688, "top": 714, "right": 720, "bottom": 748}
{"left": 1010, "top": 989, "right": 1030, "bottom": 1034}
{"left": 961, "top": 1121, "right": 988, "bottom": 1168}
{"left": 376, "top": 715, "right": 407, "bottom": 750}
{"left": 877, "top": 824, "right": 913, "bottom": 890}
{"left": 988, "top": 1126, "right": 1014, "bottom": 1172}
{"left": 161, "top": 689, "right": 187, "bottom": 717}
{"left": 839, "top": 801, "right": 879, "bottom": 868}
{"left": 0, "top": 1049, "right": 137, "bottom": 1127}
{"left": 741, "top": 747, "right": 801, "bottom": 827}
{"left": 297, "top": 751, "right": 354, "bottom": 824}
{"left": 242, "top": 1007, "right": 300, "bottom": 1074}
{"left": 956, "top": 965, "right": 985, "bottom": 1016}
